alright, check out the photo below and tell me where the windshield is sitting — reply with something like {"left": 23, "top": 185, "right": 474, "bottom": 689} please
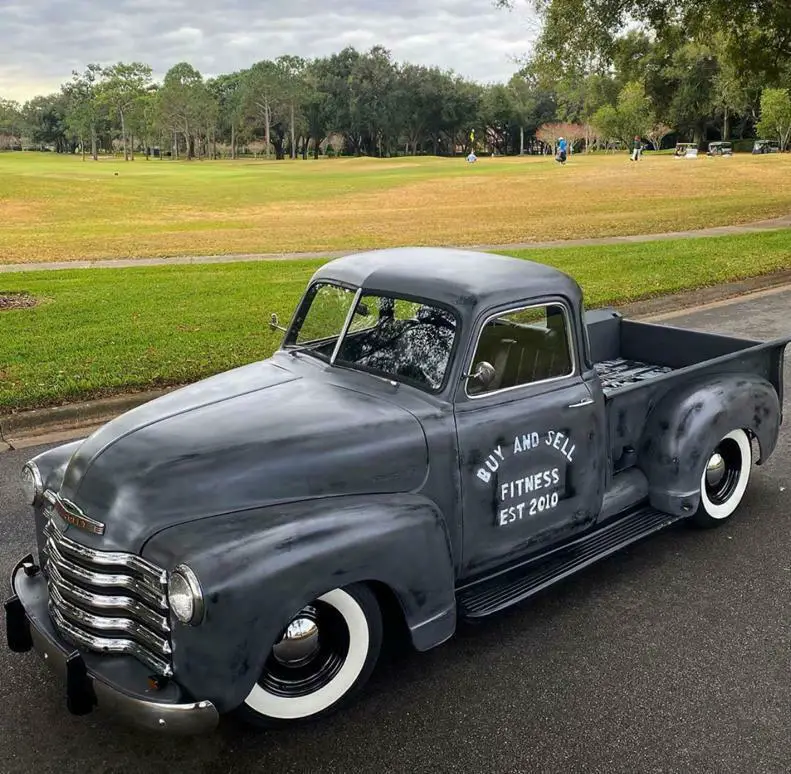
{"left": 284, "top": 282, "right": 458, "bottom": 392}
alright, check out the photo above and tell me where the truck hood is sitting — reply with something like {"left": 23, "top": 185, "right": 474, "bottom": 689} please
{"left": 56, "top": 359, "right": 428, "bottom": 552}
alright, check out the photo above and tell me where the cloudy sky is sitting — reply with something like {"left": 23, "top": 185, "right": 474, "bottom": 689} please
{"left": 1, "top": 0, "right": 541, "bottom": 102}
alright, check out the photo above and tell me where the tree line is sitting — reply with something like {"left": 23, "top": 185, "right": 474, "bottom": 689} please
{"left": 0, "top": 49, "right": 547, "bottom": 159}
{"left": 2, "top": 17, "right": 791, "bottom": 160}
{"left": 495, "top": 0, "right": 791, "bottom": 150}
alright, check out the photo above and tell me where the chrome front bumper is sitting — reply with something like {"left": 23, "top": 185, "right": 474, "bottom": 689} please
{"left": 5, "top": 555, "right": 219, "bottom": 735}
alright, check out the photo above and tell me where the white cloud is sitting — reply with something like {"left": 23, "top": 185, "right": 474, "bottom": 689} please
{"left": 0, "top": 0, "right": 541, "bottom": 102}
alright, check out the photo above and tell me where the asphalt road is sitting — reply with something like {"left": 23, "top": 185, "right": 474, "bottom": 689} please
{"left": 2, "top": 288, "right": 791, "bottom": 774}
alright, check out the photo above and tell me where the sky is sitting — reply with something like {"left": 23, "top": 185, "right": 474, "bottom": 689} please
{"left": 1, "top": 0, "right": 542, "bottom": 102}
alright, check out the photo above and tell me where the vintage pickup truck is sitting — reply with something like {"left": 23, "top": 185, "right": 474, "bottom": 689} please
{"left": 6, "top": 247, "right": 789, "bottom": 734}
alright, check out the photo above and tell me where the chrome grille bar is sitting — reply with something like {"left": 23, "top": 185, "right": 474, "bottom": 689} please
{"left": 48, "top": 604, "right": 174, "bottom": 677}
{"left": 43, "top": 518, "right": 166, "bottom": 587}
{"left": 44, "top": 535, "right": 168, "bottom": 610}
{"left": 47, "top": 562, "right": 170, "bottom": 634}
{"left": 49, "top": 584, "right": 171, "bottom": 657}
{"left": 41, "top": 499, "right": 173, "bottom": 677}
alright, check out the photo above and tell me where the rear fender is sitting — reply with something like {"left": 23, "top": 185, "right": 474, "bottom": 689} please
{"left": 638, "top": 374, "right": 780, "bottom": 516}
{"left": 142, "top": 493, "right": 456, "bottom": 713}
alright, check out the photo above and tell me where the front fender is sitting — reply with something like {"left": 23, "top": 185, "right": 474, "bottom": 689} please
{"left": 639, "top": 374, "right": 780, "bottom": 516}
{"left": 142, "top": 494, "right": 457, "bottom": 713}
{"left": 30, "top": 439, "right": 83, "bottom": 492}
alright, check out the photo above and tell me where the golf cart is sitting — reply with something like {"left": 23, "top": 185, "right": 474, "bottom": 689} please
{"left": 752, "top": 140, "right": 780, "bottom": 154}
{"left": 706, "top": 141, "right": 733, "bottom": 157}
{"left": 674, "top": 142, "right": 698, "bottom": 159}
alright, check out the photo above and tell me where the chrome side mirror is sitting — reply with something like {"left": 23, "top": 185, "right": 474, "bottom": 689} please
{"left": 466, "top": 361, "right": 496, "bottom": 389}
{"left": 269, "top": 313, "right": 287, "bottom": 333}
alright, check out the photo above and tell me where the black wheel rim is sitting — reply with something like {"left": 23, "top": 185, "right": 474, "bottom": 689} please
{"left": 259, "top": 601, "right": 350, "bottom": 698}
{"left": 705, "top": 438, "right": 742, "bottom": 506}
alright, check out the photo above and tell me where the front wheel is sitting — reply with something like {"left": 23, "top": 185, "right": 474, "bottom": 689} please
{"left": 691, "top": 429, "right": 752, "bottom": 528}
{"left": 236, "top": 583, "right": 382, "bottom": 728}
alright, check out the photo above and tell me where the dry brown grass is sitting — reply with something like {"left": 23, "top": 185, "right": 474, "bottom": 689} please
{"left": 2, "top": 152, "right": 791, "bottom": 264}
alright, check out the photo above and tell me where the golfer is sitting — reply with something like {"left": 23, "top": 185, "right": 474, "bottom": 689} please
{"left": 556, "top": 136, "right": 567, "bottom": 164}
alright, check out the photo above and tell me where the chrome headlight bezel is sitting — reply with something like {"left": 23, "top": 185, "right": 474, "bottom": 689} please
{"left": 167, "top": 564, "right": 205, "bottom": 626}
{"left": 21, "top": 462, "right": 44, "bottom": 506}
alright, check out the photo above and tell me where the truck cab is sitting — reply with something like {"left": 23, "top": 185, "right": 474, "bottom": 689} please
{"left": 6, "top": 248, "right": 788, "bottom": 734}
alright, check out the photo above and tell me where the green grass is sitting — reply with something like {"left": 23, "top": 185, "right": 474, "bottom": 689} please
{"left": 4, "top": 151, "right": 791, "bottom": 264}
{"left": 2, "top": 229, "right": 791, "bottom": 412}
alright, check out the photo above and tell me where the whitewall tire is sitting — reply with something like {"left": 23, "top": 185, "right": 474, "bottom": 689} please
{"left": 692, "top": 429, "right": 752, "bottom": 527}
{"left": 237, "top": 583, "right": 382, "bottom": 728}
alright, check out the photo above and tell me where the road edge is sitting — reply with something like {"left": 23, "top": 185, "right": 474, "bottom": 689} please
{"left": 4, "top": 270, "right": 791, "bottom": 450}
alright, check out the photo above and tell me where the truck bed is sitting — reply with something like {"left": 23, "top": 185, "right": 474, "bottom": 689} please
{"left": 593, "top": 358, "right": 674, "bottom": 393}
{"left": 584, "top": 308, "right": 789, "bottom": 467}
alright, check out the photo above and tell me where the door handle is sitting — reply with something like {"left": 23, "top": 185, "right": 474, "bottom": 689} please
{"left": 568, "top": 397, "right": 594, "bottom": 408}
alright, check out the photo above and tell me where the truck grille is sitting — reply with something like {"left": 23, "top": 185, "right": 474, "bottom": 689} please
{"left": 41, "top": 512, "right": 173, "bottom": 677}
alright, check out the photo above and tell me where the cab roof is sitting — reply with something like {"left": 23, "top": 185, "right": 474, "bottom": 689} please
{"left": 311, "top": 247, "right": 583, "bottom": 316}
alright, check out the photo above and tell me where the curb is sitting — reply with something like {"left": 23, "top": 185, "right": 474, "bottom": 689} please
{"left": 0, "top": 389, "right": 173, "bottom": 450}
{"left": 613, "top": 268, "right": 791, "bottom": 319}
{"left": 3, "top": 270, "right": 791, "bottom": 449}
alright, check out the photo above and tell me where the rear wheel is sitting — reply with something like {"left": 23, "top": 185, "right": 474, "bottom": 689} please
{"left": 236, "top": 583, "right": 382, "bottom": 728}
{"left": 691, "top": 429, "right": 752, "bottom": 527}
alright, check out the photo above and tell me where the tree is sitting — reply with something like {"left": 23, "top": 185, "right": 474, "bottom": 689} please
{"left": 535, "top": 122, "right": 565, "bottom": 152}
{"left": 0, "top": 98, "right": 24, "bottom": 148}
{"left": 158, "top": 62, "right": 211, "bottom": 160}
{"left": 207, "top": 72, "right": 245, "bottom": 159}
{"left": 312, "top": 47, "right": 362, "bottom": 155}
{"left": 22, "top": 93, "right": 70, "bottom": 152}
{"left": 300, "top": 60, "right": 331, "bottom": 159}
{"left": 398, "top": 64, "right": 444, "bottom": 156}
{"left": 134, "top": 86, "right": 160, "bottom": 159}
{"left": 242, "top": 60, "right": 282, "bottom": 159}
{"left": 438, "top": 76, "right": 483, "bottom": 156}
{"left": 664, "top": 42, "right": 718, "bottom": 144}
{"left": 592, "top": 81, "right": 654, "bottom": 147}
{"left": 507, "top": 73, "right": 551, "bottom": 154}
{"left": 97, "top": 62, "right": 153, "bottom": 160}
{"left": 709, "top": 33, "right": 750, "bottom": 140}
{"left": 496, "top": 0, "right": 791, "bottom": 86}
{"left": 646, "top": 122, "right": 673, "bottom": 150}
{"left": 481, "top": 84, "right": 516, "bottom": 154}
{"left": 756, "top": 88, "right": 791, "bottom": 150}
{"left": 62, "top": 64, "right": 103, "bottom": 160}
{"left": 348, "top": 46, "right": 401, "bottom": 157}
{"left": 275, "top": 55, "right": 308, "bottom": 159}
{"left": 560, "top": 122, "right": 588, "bottom": 153}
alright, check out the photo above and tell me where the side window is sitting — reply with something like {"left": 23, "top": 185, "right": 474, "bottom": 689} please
{"left": 468, "top": 303, "right": 573, "bottom": 396}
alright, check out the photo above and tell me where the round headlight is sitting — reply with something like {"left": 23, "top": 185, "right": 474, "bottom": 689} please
{"left": 167, "top": 565, "right": 204, "bottom": 625}
{"left": 21, "top": 462, "right": 43, "bottom": 505}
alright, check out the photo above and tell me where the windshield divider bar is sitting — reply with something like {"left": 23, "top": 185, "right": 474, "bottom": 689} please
{"left": 330, "top": 288, "right": 363, "bottom": 366}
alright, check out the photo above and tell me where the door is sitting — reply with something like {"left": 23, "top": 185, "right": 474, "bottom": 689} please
{"left": 454, "top": 300, "right": 606, "bottom": 578}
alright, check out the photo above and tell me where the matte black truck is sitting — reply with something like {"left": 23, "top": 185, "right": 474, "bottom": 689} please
{"left": 6, "top": 247, "right": 790, "bottom": 734}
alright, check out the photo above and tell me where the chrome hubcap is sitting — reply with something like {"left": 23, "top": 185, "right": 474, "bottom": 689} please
{"left": 260, "top": 600, "right": 350, "bottom": 698}
{"left": 705, "top": 452, "right": 726, "bottom": 488}
{"left": 704, "top": 439, "right": 743, "bottom": 506}
{"left": 272, "top": 609, "right": 320, "bottom": 666}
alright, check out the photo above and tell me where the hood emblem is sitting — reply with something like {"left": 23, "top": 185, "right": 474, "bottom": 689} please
{"left": 54, "top": 497, "right": 106, "bottom": 536}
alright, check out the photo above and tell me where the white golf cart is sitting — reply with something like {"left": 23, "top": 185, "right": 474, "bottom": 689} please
{"left": 706, "top": 141, "right": 733, "bottom": 157}
{"left": 674, "top": 142, "right": 698, "bottom": 159}
{"left": 752, "top": 140, "right": 780, "bottom": 155}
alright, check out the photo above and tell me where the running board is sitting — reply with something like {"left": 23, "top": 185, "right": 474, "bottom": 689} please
{"left": 457, "top": 507, "right": 684, "bottom": 618}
